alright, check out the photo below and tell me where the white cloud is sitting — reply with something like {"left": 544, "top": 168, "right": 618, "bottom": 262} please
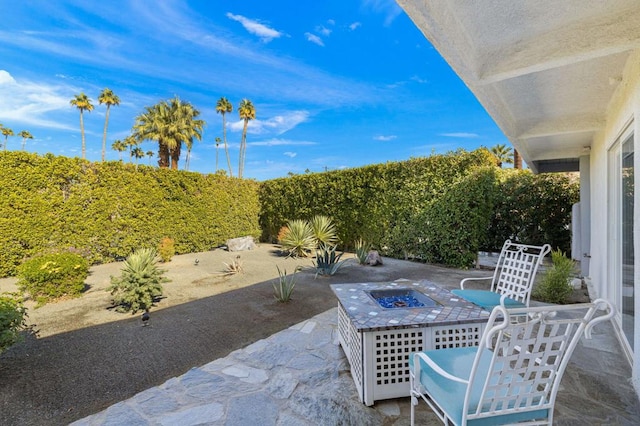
{"left": 440, "top": 132, "right": 480, "bottom": 138}
{"left": 327, "top": 19, "right": 336, "bottom": 26}
{"left": 374, "top": 135, "right": 397, "bottom": 141}
{"left": 349, "top": 22, "right": 362, "bottom": 31}
{"left": 362, "top": 0, "right": 403, "bottom": 26}
{"left": 316, "top": 25, "right": 332, "bottom": 36}
{"left": 229, "top": 110, "right": 310, "bottom": 135}
{"left": 226, "top": 13, "right": 284, "bottom": 42}
{"left": 411, "top": 75, "right": 428, "bottom": 84}
{"left": 304, "top": 32, "right": 325, "bottom": 47}
{"left": 283, "top": 151, "right": 297, "bottom": 158}
{"left": 0, "top": 70, "right": 76, "bottom": 130}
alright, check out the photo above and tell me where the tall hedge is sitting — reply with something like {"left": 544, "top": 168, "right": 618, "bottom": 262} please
{"left": 486, "top": 169, "right": 579, "bottom": 253}
{"left": 259, "top": 150, "right": 579, "bottom": 268}
{"left": 0, "top": 152, "right": 260, "bottom": 276}
{"left": 259, "top": 149, "right": 498, "bottom": 251}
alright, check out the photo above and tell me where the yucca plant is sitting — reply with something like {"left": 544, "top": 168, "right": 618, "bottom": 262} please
{"left": 108, "top": 248, "right": 169, "bottom": 313}
{"left": 223, "top": 255, "right": 243, "bottom": 275}
{"left": 354, "top": 238, "right": 371, "bottom": 265}
{"left": 310, "top": 215, "right": 338, "bottom": 247}
{"left": 314, "top": 244, "right": 349, "bottom": 277}
{"left": 273, "top": 266, "right": 299, "bottom": 302}
{"left": 279, "top": 219, "right": 316, "bottom": 257}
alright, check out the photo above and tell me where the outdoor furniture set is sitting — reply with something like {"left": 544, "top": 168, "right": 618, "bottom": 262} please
{"left": 331, "top": 240, "right": 615, "bottom": 425}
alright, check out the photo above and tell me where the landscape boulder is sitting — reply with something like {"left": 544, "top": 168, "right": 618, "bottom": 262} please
{"left": 365, "top": 250, "right": 383, "bottom": 266}
{"left": 226, "top": 236, "right": 257, "bottom": 252}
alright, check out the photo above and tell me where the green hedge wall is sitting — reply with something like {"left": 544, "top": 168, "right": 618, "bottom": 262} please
{"left": 0, "top": 152, "right": 260, "bottom": 276}
{"left": 259, "top": 149, "right": 498, "bottom": 253}
{"left": 259, "top": 150, "right": 579, "bottom": 268}
{"left": 486, "top": 169, "right": 579, "bottom": 253}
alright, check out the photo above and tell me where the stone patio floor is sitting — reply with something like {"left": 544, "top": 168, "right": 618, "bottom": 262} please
{"left": 73, "top": 302, "right": 640, "bottom": 425}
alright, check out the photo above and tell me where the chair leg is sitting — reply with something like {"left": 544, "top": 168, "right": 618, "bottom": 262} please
{"left": 410, "top": 394, "right": 418, "bottom": 426}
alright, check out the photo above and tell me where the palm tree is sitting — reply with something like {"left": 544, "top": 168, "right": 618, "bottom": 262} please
{"left": 112, "top": 139, "right": 127, "bottom": 161}
{"left": 238, "top": 99, "right": 255, "bottom": 178}
{"left": 214, "top": 136, "right": 221, "bottom": 172}
{"left": 490, "top": 144, "right": 513, "bottom": 168}
{"left": 131, "top": 147, "right": 144, "bottom": 169}
{"left": 132, "top": 97, "right": 204, "bottom": 170}
{"left": 215, "top": 97, "right": 233, "bottom": 176}
{"left": 1, "top": 125, "right": 14, "bottom": 151}
{"left": 146, "top": 150, "right": 154, "bottom": 165}
{"left": 125, "top": 136, "right": 138, "bottom": 163}
{"left": 70, "top": 93, "right": 94, "bottom": 159}
{"left": 18, "top": 130, "right": 33, "bottom": 150}
{"left": 98, "top": 88, "right": 120, "bottom": 162}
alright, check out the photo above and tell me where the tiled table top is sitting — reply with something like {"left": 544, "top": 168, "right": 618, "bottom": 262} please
{"left": 330, "top": 279, "right": 490, "bottom": 332}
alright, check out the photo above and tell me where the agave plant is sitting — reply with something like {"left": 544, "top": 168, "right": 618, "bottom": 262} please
{"left": 314, "top": 244, "right": 349, "bottom": 277}
{"left": 354, "top": 238, "right": 371, "bottom": 265}
{"left": 108, "top": 248, "right": 169, "bottom": 313}
{"left": 273, "top": 265, "right": 299, "bottom": 302}
{"left": 310, "top": 215, "right": 338, "bottom": 247}
{"left": 279, "top": 219, "right": 316, "bottom": 257}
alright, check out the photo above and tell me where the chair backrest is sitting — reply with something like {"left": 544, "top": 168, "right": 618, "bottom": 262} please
{"left": 463, "top": 299, "right": 614, "bottom": 424}
{"left": 491, "top": 240, "right": 551, "bottom": 305}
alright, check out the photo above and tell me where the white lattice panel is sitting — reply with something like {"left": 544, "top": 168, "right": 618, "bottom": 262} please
{"left": 336, "top": 303, "right": 488, "bottom": 405}
{"left": 431, "top": 323, "right": 485, "bottom": 350}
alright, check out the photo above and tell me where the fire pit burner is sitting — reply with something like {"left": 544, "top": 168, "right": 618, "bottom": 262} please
{"left": 367, "top": 288, "right": 441, "bottom": 309}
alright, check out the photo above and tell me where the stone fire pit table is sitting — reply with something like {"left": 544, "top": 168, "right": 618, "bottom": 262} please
{"left": 331, "top": 279, "right": 490, "bottom": 406}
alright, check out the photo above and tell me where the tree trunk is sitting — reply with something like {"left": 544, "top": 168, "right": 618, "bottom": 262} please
{"left": 170, "top": 143, "right": 181, "bottom": 170}
{"left": 80, "top": 111, "right": 86, "bottom": 160}
{"left": 101, "top": 106, "right": 111, "bottom": 162}
{"left": 158, "top": 142, "right": 170, "bottom": 168}
{"left": 514, "top": 149, "right": 522, "bottom": 169}
{"left": 223, "top": 114, "right": 233, "bottom": 177}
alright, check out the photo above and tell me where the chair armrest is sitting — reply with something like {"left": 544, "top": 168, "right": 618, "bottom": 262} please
{"left": 460, "top": 276, "right": 492, "bottom": 289}
{"left": 412, "top": 353, "right": 469, "bottom": 384}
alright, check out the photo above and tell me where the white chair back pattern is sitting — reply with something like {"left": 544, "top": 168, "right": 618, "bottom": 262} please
{"left": 465, "top": 300, "right": 614, "bottom": 424}
{"left": 491, "top": 240, "right": 551, "bottom": 305}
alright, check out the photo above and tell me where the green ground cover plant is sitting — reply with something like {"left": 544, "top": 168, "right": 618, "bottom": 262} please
{"left": 17, "top": 252, "right": 89, "bottom": 305}
{"left": 0, "top": 293, "right": 27, "bottom": 354}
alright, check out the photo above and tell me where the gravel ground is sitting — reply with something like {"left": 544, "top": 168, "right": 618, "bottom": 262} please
{"left": 0, "top": 244, "right": 484, "bottom": 426}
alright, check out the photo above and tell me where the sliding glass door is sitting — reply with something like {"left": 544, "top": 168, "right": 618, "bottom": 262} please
{"left": 609, "top": 125, "right": 635, "bottom": 352}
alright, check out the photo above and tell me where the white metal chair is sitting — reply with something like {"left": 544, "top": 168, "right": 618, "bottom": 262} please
{"left": 452, "top": 240, "right": 551, "bottom": 311}
{"left": 409, "top": 299, "right": 614, "bottom": 426}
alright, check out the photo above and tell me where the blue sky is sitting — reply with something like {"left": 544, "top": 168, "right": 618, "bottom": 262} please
{"left": 0, "top": 0, "right": 509, "bottom": 180}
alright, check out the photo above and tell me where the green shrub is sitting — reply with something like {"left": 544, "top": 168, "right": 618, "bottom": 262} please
{"left": 279, "top": 219, "right": 316, "bottom": 257}
{"left": 314, "top": 244, "right": 349, "bottom": 277}
{"left": 108, "top": 248, "right": 169, "bottom": 313}
{"left": 405, "top": 167, "right": 498, "bottom": 268}
{"left": 158, "top": 237, "right": 175, "bottom": 262}
{"left": 486, "top": 170, "right": 579, "bottom": 253}
{"left": 273, "top": 266, "right": 298, "bottom": 302}
{"left": 0, "top": 293, "right": 28, "bottom": 354}
{"left": 534, "top": 249, "right": 575, "bottom": 304}
{"left": 17, "top": 252, "right": 89, "bottom": 304}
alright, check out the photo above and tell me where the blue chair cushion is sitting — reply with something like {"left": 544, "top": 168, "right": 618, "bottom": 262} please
{"left": 451, "top": 289, "right": 526, "bottom": 311}
{"left": 410, "top": 347, "right": 548, "bottom": 425}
